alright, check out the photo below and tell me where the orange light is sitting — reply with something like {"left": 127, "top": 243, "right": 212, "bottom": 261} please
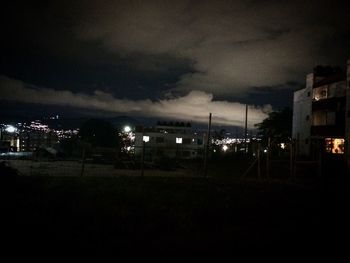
{"left": 325, "top": 138, "right": 344, "bottom": 154}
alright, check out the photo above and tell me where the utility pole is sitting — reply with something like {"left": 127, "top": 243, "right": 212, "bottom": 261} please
{"left": 257, "top": 143, "right": 261, "bottom": 180}
{"left": 266, "top": 137, "right": 271, "bottom": 181}
{"left": 80, "top": 143, "right": 89, "bottom": 176}
{"left": 244, "top": 104, "right": 248, "bottom": 153}
{"left": 204, "top": 113, "right": 212, "bottom": 177}
{"left": 290, "top": 140, "right": 294, "bottom": 179}
{"left": 141, "top": 140, "right": 145, "bottom": 177}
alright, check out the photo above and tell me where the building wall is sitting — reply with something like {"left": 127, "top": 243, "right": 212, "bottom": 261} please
{"left": 134, "top": 131, "right": 204, "bottom": 161}
{"left": 292, "top": 73, "right": 313, "bottom": 156}
{"left": 18, "top": 130, "right": 58, "bottom": 152}
{"left": 311, "top": 80, "right": 346, "bottom": 139}
{"left": 345, "top": 60, "right": 350, "bottom": 163}
{"left": 293, "top": 61, "right": 350, "bottom": 159}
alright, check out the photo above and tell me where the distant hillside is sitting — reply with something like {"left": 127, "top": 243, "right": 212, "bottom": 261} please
{"left": 41, "top": 116, "right": 140, "bottom": 130}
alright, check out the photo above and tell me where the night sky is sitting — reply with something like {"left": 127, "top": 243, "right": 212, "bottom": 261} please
{"left": 1, "top": 0, "right": 349, "bottom": 127}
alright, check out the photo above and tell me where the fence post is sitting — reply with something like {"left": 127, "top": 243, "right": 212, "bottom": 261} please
{"left": 141, "top": 140, "right": 145, "bottom": 177}
{"left": 266, "top": 137, "right": 271, "bottom": 181}
{"left": 257, "top": 143, "right": 261, "bottom": 180}
{"left": 318, "top": 145, "right": 322, "bottom": 177}
{"left": 293, "top": 138, "right": 298, "bottom": 179}
{"left": 244, "top": 104, "right": 248, "bottom": 153}
{"left": 80, "top": 146, "right": 86, "bottom": 177}
{"left": 290, "top": 140, "right": 293, "bottom": 179}
{"left": 204, "top": 113, "right": 212, "bottom": 178}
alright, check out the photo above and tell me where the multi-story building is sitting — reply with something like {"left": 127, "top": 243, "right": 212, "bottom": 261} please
{"left": 292, "top": 60, "right": 350, "bottom": 161}
{"left": 18, "top": 130, "right": 58, "bottom": 152}
{"left": 134, "top": 121, "right": 205, "bottom": 161}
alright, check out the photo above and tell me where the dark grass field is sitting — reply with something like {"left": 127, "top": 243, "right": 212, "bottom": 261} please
{"left": 1, "top": 163, "right": 349, "bottom": 258}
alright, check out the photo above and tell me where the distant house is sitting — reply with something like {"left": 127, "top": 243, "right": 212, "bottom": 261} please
{"left": 134, "top": 121, "right": 205, "bottom": 161}
{"left": 292, "top": 60, "right": 350, "bottom": 160}
{"left": 0, "top": 126, "right": 19, "bottom": 152}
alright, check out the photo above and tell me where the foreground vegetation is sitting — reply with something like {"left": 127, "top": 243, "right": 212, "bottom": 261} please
{"left": 2, "top": 164, "right": 348, "bottom": 256}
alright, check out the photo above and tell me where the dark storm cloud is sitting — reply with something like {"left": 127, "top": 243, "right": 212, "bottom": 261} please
{"left": 76, "top": 0, "right": 350, "bottom": 96}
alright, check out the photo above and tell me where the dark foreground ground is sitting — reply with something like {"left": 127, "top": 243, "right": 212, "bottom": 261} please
{"left": 2, "top": 164, "right": 349, "bottom": 258}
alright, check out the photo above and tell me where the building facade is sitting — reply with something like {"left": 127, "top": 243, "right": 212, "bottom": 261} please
{"left": 292, "top": 60, "right": 350, "bottom": 160}
{"left": 134, "top": 122, "right": 205, "bottom": 161}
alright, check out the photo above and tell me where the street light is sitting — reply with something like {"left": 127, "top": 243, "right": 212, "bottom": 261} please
{"left": 0, "top": 125, "right": 18, "bottom": 152}
{"left": 5, "top": 125, "right": 16, "bottom": 133}
{"left": 1, "top": 125, "right": 16, "bottom": 140}
{"left": 124, "top": 126, "right": 131, "bottom": 133}
{"left": 176, "top": 137, "right": 182, "bottom": 158}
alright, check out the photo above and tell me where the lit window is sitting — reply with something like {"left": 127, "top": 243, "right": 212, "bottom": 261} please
{"left": 325, "top": 138, "right": 344, "bottom": 154}
{"left": 176, "top": 137, "right": 182, "bottom": 144}
{"left": 143, "top": 136, "right": 150, "bottom": 142}
{"left": 313, "top": 86, "right": 328, "bottom": 101}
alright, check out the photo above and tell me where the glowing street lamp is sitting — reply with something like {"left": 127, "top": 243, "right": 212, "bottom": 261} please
{"left": 222, "top": 145, "right": 228, "bottom": 152}
{"left": 5, "top": 125, "right": 17, "bottom": 133}
{"left": 175, "top": 137, "right": 182, "bottom": 158}
{"left": 124, "top": 126, "right": 131, "bottom": 133}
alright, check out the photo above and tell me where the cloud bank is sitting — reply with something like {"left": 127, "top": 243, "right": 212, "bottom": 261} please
{"left": 76, "top": 0, "right": 350, "bottom": 96}
{"left": 0, "top": 75, "right": 270, "bottom": 127}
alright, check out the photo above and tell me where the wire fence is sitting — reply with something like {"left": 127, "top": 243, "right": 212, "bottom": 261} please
{"left": 1, "top": 136, "right": 333, "bottom": 181}
{"left": 0, "top": 144, "right": 204, "bottom": 177}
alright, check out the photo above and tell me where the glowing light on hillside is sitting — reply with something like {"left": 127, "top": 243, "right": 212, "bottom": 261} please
{"left": 124, "top": 126, "right": 131, "bottom": 133}
{"left": 5, "top": 125, "right": 16, "bottom": 133}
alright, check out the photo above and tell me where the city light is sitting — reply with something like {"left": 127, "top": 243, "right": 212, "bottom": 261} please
{"left": 222, "top": 145, "right": 228, "bottom": 152}
{"left": 5, "top": 125, "right": 17, "bottom": 133}
{"left": 143, "top": 135, "right": 150, "bottom": 142}
{"left": 0, "top": 120, "right": 81, "bottom": 152}
{"left": 124, "top": 126, "right": 131, "bottom": 133}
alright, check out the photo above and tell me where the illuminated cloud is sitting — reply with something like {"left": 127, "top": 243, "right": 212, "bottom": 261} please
{"left": 76, "top": 0, "right": 350, "bottom": 96}
{"left": 0, "top": 75, "right": 270, "bottom": 127}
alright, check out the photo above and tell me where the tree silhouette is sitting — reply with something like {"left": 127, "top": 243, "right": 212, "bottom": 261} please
{"left": 255, "top": 107, "right": 292, "bottom": 142}
{"left": 79, "top": 119, "right": 118, "bottom": 148}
